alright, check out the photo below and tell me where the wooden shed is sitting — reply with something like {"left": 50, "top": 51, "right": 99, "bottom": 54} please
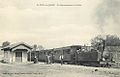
{"left": 2, "top": 42, "right": 32, "bottom": 63}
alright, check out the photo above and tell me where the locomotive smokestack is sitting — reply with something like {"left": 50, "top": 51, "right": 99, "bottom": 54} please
{"left": 102, "top": 40, "right": 106, "bottom": 51}
{"left": 101, "top": 39, "right": 106, "bottom": 59}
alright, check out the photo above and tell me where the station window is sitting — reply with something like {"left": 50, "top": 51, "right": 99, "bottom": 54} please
{"left": 64, "top": 49, "right": 70, "bottom": 54}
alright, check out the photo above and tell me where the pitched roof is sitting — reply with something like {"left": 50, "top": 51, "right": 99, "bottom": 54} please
{"left": 2, "top": 42, "right": 33, "bottom": 49}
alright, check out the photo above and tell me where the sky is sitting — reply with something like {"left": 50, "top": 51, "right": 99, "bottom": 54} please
{"left": 0, "top": 0, "right": 120, "bottom": 48}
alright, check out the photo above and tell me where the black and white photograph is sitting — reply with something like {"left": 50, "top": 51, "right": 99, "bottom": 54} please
{"left": 0, "top": 0, "right": 120, "bottom": 77}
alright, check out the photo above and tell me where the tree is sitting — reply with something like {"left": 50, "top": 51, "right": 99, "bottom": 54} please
{"left": 37, "top": 45, "right": 44, "bottom": 50}
{"left": 2, "top": 41, "right": 10, "bottom": 47}
{"left": 105, "top": 35, "right": 120, "bottom": 46}
{"left": 91, "top": 35, "right": 105, "bottom": 51}
{"left": 91, "top": 34, "right": 120, "bottom": 59}
{"left": 33, "top": 44, "right": 37, "bottom": 51}
{"left": 91, "top": 35, "right": 120, "bottom": 48}
{"left": 32, "top": 44, "right": 44, "bottom": 51}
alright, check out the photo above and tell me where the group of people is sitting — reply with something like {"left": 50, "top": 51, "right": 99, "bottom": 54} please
{"left": 33, "top": 54, "right": 64, "bottom": 65}
{"left": 46, "top": 54, "right": 64, "bottom": 65}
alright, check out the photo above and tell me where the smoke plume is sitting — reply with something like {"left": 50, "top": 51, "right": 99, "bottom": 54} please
{"left": 95, "top": 0, "right": 120, "bottom": 32}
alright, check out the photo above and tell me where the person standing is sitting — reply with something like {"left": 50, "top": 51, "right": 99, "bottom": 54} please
{"left": 45, "top": 54, "right": 48, "bottom": 64}
{"left": 46, "top": 54, "right": 51, "bottom": 64}
{"left": 59, "top": 54, "right": 64, "bottom": 65}
{"left": 51, "top": 53, "right": 55, "bottom": 63}
{"left": 34, "top": 56, "right": 38, "bottom": 64}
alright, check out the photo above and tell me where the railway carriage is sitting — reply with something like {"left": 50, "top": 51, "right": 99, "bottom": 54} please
{"left": 53, "top": 45, "right": 81, "bottom": 63}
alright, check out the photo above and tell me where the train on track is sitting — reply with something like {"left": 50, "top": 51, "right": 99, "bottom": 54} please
{"left": 28, "top": 45, "right": 115, "bottom": 67}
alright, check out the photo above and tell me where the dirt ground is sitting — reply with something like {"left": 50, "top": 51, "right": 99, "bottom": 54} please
{"left": 0, "top": 62, "right": 120, "bottom": 77}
